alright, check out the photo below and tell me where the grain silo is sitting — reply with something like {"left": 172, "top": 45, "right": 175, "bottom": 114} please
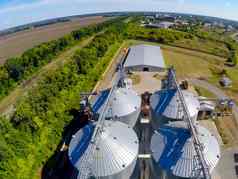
{"left": 150, "top": 121, "right": 220, "bottom": 178}
{"left": 68, "top": 120, "right": 139, "bottom": 179}
{"left": 92, "top": 87, "right": 141, "bottom": 127}
{"left": 150, "top": 89, "right": 200, "bottom": 127}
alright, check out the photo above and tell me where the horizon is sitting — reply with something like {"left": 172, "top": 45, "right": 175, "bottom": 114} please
{"left": 1, "top": 11, "right": 238, "bottom": 33}
{"left": 0, "top": 0, "right": 238, "bottom": 31}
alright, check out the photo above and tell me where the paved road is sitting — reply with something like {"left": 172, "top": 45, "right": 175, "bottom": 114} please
{"left": 189, "top": 79, "right": 227, "bottom": 99}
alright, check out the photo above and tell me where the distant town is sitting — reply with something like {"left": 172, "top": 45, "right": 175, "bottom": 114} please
{"left": 1, "top": 12, "right": 238, "bottom": 38}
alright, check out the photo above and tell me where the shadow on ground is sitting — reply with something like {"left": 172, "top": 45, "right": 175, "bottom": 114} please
{"left": 41, "top": 109, "right": 89, "bottom": 179}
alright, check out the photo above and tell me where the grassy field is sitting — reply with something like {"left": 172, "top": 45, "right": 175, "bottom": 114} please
{"left": 0, "top": 16, "right": 107, "bottom": 65}
{"left": 162, "top": 42, "right": 238, "bottom": 102}
{"left": 163, "top": 48, "right": 216, "bottom": 78}
{"left": 173, "top": 37, "right": 230, "bottom": 58}
{"left": 214, "top": 116, "right": 238, "bottom": 147}
{"left": 208, "top": 66, "right": 238, "bottom": 102}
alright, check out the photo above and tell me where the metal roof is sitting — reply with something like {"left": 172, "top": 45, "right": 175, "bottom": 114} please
{"left": 150, "top": 121, "right": 220, "bottom": 178}
{"left": 68, "top": 120, "right": 139, "bottom": 179}
{"left": 150, "top": 89, "right": 200, "bottom": 120}
{"left": 198, "top": 97, "right": 215, "bottom": 112}
{"left": 93, "top": 88, "right": 141, "bottom": 127}
{"left": 124, "top": 44, "right": 165, "bottom": 69}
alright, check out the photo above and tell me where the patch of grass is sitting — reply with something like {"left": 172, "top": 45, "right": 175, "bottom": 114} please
{"left": 153, "top": 73, "right": 164, "bottom": 80}
{"left": 173, "top": 37, "right": 229, "bottom": 58}
{"left": 162, "top": 48, "right": 214, "bottom": 78}
{"left": 128, "top": 74, "right": 141, "bottom": 85}
{"left": 214, "top": 119, "right": 230, "bottom": 146}
{"left": 194, "top": 86, "right": 216, "bottom": 98}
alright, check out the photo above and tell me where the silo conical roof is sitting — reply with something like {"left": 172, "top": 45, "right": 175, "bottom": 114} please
{"left": 92, "top": 88, "right": 141, "bottom": 127}
{"left": 68, "top": 120, "right": 139, "bottom": 179}
{"left": 150, "top": 121, "right": 220, "bottom": 178}
{"left": 150, "top": 89, "right": 200, "bottom": 120}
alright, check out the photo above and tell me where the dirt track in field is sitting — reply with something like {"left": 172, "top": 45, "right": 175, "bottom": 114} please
{"left": 0, "top": 37, "right": 94, "bottom": 117}
{"left": 0, "top": 16, "right": 107, "bottom": 65}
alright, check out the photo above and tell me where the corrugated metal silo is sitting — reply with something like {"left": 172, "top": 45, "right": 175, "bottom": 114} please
{"left": 150, "top": 121, "right": 220, "bottom": 178}
{"left": 93, "top": 88, "right": 141, "bottom": 127}
{"left": 150, "top": 89, "right": 200, "bottom": 127}
{"left": 68, "top": 120, "right": 139, "bottom": 179}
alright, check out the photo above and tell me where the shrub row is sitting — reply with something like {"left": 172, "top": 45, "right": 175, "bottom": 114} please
{"left": 0, "top": 17, "right": 125, "bottom": 99}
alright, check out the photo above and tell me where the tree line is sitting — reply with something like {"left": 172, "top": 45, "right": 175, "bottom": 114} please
{"left": 126, "top": 23, "right": 194, "bottom": 44}
{"left": 0, "top": 17, "right": 125, "bottom": 99}
{"left": 174, "top": 23, "right": 238, "bottom": 66}
{"left": 0, "top": 20, "right": 126, "bottom": 179}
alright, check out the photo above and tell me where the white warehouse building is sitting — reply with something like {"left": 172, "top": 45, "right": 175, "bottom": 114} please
{"left": 124, "top": 44, "right": 165, "bottom": 72}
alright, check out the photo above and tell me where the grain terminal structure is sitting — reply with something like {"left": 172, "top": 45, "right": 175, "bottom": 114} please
{"left": 66, "top": 46, "right": 220, "bottom": 179}
{"left": 124, "top": 44, "right": 165, "bottom": 72}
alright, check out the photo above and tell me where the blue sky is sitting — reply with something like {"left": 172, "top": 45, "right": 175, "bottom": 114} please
{"left": 0, "top": 0, "right": 238, "bottom": 31}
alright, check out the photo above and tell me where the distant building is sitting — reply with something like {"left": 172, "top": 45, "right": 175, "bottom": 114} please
{"left": 124, "top": 44, "right": 165, "bottom": 72}
{"left": 146, "top": 21, "right": 174, "bottom": 29}
{"left": 158, "top": 21, "right": 175, "bottom": 29}
{"left": 226, "top": 25, "right": 234, "bottom": 32}
{"left": 213, "top": 21, "right": 225, "bottom": 28}
{"left": 204, "top": 23, "right": 212, "bottom": 28}
{"left": 146, "top": 16, "right": 155, "bottom": 20}
{"left": 157, "top": 15, "right": 175, "bottom": 22}
{"left": 155, "top": 13, "right": 161, "bottom": 19}
{"left": 175, "top": 20, "right": 189, "bottom": 26}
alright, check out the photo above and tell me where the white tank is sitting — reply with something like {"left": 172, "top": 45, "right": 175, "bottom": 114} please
{"left": 150, "top": 89, "right": 200, "bottom": 127}
{"left": 68, "top": 120, "right": 139, "bottom": 179}
{"left": 150, "top": 121, "right": 220, "bottom": 178}
{"left": 93, "top": 88, "right": 141, "bottom": 127}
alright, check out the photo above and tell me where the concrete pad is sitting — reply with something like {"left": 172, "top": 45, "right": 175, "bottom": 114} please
{"left": 215, "top": 147, "right": 238, "bottom": 179}
{"left": 132, "top": 72, "right": 162, "bottom": 95}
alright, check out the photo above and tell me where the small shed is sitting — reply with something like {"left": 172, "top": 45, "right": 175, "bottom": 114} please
{"left": 219, "top": 76, "right": 232, "bottom": 87}
{"left": 124, "top": 45, "right": 165, "bottom": 72}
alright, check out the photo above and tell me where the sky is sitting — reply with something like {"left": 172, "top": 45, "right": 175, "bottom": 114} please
{"left": 0, "top": 0, "right": 238, "bottom": 31}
